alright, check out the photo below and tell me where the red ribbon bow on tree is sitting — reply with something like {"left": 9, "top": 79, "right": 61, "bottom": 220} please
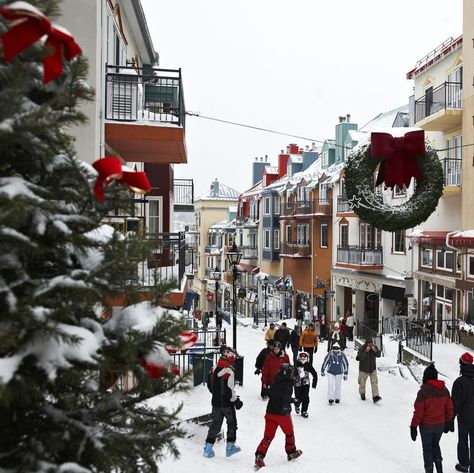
{"left": 371, "top": 130, "right": 425, "bottom": 189}
{"left": 92, "top": 157, "right": 151, "bottom": 202}
{"left": 0, "top": 1, "right": 82, "bottom": 83}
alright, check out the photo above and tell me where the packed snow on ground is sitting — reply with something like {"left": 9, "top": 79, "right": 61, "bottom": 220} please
{"left": 148, "top": 319, "right": 471, "bottom": 473}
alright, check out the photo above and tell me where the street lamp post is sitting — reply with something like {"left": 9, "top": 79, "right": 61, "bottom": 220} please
{"left": 262, "top": 275, "right": 269, "bottom": 327}
{"left": 211, "top": 266, "right": 221, "bottom": 330}
{"left": 227, "top": 243, "right": 242, "bottom": 350}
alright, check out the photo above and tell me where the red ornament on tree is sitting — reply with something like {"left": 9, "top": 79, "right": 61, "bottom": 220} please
{"left": 0, "top": 1, "right": 82, "bottom": 83}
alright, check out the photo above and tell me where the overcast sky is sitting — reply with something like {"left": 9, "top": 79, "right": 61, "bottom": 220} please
{"left": 141, "top": 1, "right": 462, "bottom": 197}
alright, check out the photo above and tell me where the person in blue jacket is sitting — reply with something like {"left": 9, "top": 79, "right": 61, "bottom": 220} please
{"left": 320, "top": 342, "right": 349, "bottom": 404}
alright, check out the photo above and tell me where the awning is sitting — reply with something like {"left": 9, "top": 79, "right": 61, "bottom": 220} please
{"left": 237, "top": 263, "right": 259, "bottom": 274}
{"left": 449, "top": 231, "right": 474, "bottom": 249}
{"left": 407, "top": 231, "right": 449, "bottom": 247}
{"left": 381, "top": 284, "right": 405, "bottom": 301}
{"left": 183, "top": 290, "right": 199, "bottom": 311}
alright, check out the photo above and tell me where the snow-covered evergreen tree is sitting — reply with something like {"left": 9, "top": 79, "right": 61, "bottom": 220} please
{"left": 0, "top": 1, "right": 188, "bottom": 471}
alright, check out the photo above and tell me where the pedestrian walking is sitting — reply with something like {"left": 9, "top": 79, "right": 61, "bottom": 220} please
{"left": 261, "top": 341, "right": 290, "bottom": 398}
{"left": 264, "top": 322, "right": 276, "bottom": 342}
{"left": 290, "top": 326, "right": 301, "bottom": 365}
{"left": 254, "top": 363, "right": 303, "bottom": 470}
{"left": 320, "top": 342, "right": 349, "bottom": 404}
{"left": 299, "top": 322, "right": 318, "bottom": 365}
{"left": 274, "top": 322, "right": 291, "bottom": 349}
{"left": 328, "top": 321, "right": 346, "bottom": 351}
{"left": 357, "top": 336, "right": 382, "bottom": 403}
{"left": 346, "top": 312, "right": 354, "bottom": 341}
{"left": 204, "top": 346, "right": 243, "bottom": 458}
{"left": 451, "top": 352, "right": 474, "bottom": 473}
{"left": 410, "top": 363, "right": 453, "bottom": 473}
{"left": 293, "top": 351, "right": 318, "bottom": 418}
{"left": 255, "top": 339, "right": 275, "bottom": 399}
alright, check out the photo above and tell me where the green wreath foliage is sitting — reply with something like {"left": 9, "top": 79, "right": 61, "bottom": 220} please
{"left": 344, "top": 143, "right": 444, "bottom": 232}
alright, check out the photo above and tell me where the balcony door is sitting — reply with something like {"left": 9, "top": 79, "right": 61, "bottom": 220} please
{"left": 447, "top": 66, "right": 463, "bottom": 108}
{"left": 147, "top": 197, "right": 163, "bottom": 235}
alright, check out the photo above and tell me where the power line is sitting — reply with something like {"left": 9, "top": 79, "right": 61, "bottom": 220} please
{"left": 186, "top": 111, "right": 474, "bottom": 153}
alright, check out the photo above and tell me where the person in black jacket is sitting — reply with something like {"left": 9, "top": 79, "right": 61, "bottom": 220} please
{"left": 255, "top": 339, "right": 274, "bottom": 399}
{"left": 254, "top": 364, "right": 302, "bottom": 470}
{"left": 451, "top": 352, "right": 474, "bottom": 473}
{"left": 204, "top": 346, "right": 243, "bottom": 459}
{"left": 274, "top": 322, "right": 291, "bottom": 349}
{"left": 293, "top": 351, "right": 318, "bottom": 417}
{"left": 289, "top": 326, "right": 301, "bottom": 365}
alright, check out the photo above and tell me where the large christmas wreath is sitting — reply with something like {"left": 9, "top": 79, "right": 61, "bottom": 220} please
{"left": 344, "top": 131, "right": 444, "bottom": 232}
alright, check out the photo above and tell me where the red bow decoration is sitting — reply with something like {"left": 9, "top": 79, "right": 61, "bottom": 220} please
{"left": 0, "top": 1, "right": 82, "bottom": 83}
{"left": 371, "top": 130, "right": 425, "bottom": 189}
{"left": 141, "top": 358, "right": 180, "bottom": 379}
{"left": 92, "top": 157, "right": 151, "bottom": 202}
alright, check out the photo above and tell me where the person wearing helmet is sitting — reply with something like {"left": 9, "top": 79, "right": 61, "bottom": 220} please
{"left": 294, "top": 351, "right": 318, "bottom": 418}
{"left": 203, "top": 346, "right": 243, "bottom": 459}
{"left": 255, "top": 339, "right": 275, "bottom": 399}
{"left": 320, "top": 342, "right": 349, "bottom": 405}
{"left": 254, "top": 363, "right": 302, "bottom": 469}
{"left": 261, "top": 341, "right": 290, "bottom": 398}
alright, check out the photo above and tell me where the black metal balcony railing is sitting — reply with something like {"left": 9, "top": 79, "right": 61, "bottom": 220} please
{"left": 443, "top": 158, "right": 462, "bottom": 186}
{"left": 336, "top": 245, "right": 383, "bottom": 266}
{"left": 238, "top": 246, "right": 258, "bottom": 259}
{"left": 236, "top": 215, "right": 258, "bottom": 226}
{"left": 337, "top": 195, "right": 352, "bottom": 213}
{"left": 174, "top": 179, "right": 194, "bottom": 206}
{"left": 414, "top": 81, "right": 462, "bottom": 123}
{"left": 105, "top": 65, "right": 185, "bottom": 128}
{"left": 280, "top": 242, "right": 297, "bottom": 255}
{"left": 280, "top": 200, "right": 332, "bottom": 217}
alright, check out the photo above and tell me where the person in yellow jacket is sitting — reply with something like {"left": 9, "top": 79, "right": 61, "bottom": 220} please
{"left": 299, "top": 322, "right": 318, "bottom": 366}
{"left": 264, "top": 322, "right": 276, "bottom": 342}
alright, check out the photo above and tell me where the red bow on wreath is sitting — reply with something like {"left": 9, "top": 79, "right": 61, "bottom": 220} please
{"left": 371, "top": 130, "right": 425, "bottom": 189}
{"left": 0, "top": 1, "right": 82, "bottom": 83}
{"left": 92, "top": 156, "right": 151, "bottom": 202}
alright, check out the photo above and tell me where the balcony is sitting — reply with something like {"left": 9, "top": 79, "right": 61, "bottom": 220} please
{"left": 235, "top": 215, "right": 258, "bottom": 226}
{"left": 336, "top": 245, "right": 383, "bottom": 268}
{"left": 237, "top": 246, "right": 258, "bottom": 259}
{"left": 280, "top": 241, "right": 310, "bottom": 257}
{"left": 104, "top": 65, "right": 187, "bottom": 164}
{"left": 414, "top": 82, "right": 462, "bottom": 131}
{"left": 204, "top": 245, "right": 221, "bottom": 255}
{"left": 337, "top": 195, "right": 353, "bottom": 213}
{"left": 280, "top": 200, "right": 332, "bottom": 218}
{"left": 174, "top": 179, "right": 194, "bottom": 212}
{"left": 443, "top": 158, "right": 462, "bottom": 188}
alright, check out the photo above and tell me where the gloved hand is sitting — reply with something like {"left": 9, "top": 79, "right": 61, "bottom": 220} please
{"left": 312, "top": 380, "right": 317, "bottom": 389}
{"left": 321, "top": 371, "right": 325, "bottom": 377}
{"left": 343, "top": 375, "right": 348, "bottom": 381}
{"left": 410, "top": 426, "right": 417, "bottom": 442}
{"left": 233, "top": 397, "right": 243, "bottom": 410}
{"left": 254, "top": 369, "right": 261, "bottom": 375}
{"left": 444, "top": 419, "right": 455, "bottom": 433}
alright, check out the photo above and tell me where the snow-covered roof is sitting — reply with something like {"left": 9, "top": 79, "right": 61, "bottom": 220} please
{"left": 195, "top": 180, "right": 240, "bottom": 201}
{"left": 360, "top": 105, "right": 409, "bottom": 132}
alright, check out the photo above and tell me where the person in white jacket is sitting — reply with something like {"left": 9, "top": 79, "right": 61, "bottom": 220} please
{"left": 320, "top": 343, "right": 349, "bottom": 404}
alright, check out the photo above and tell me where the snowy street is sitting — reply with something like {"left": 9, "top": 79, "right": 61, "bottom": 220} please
{"left": 149, "top": 320, "right": 469, "bottom": 472}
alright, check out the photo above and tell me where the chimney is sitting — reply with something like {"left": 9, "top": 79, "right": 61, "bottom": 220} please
{"left": 260, "top": 156, "right": 263, "bottom": 162}
{"left": 288, "top": 144, "right": 299, "bottom": 154}
{"left": 212, "top": 178, "right": 219, "bottom": 195}
{"left": 252, "top": 160, "right": 266, "bottom": 186}
{"left": 265, "top": 155, "right": 268, "bottom": 162}
{"left": 339, "top": 116, "right": 346, "bottom": 123}
{"left": 278, "top": 151, "right": 289, "bottom": 179}
{"left": 346, "top": 114, "right": 351, "bottom": 122}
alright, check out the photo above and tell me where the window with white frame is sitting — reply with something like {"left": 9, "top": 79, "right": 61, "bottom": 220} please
{"left": 274, "top": 195, "right": 280, "bottom": 215}
{"left": 469, "top": 256, "right": 474, "bottom": 277}
{"left": 264, "top": 197, "right": 270, "bottom": 215}
{"left": 436, "top": 249, "right": 454, "bottom": 271}
{"left": 446, "top": 134, "right": 462, "bottom": 186}
{"left": 320, "top": 183, "right": 328, "bottom": 204}
{"left": 274, "top": 229, "right": 280, "bottom": 250}
{"left": 264, "top": 230, "right": 271, "bottom": 249}
{"left": 147, "top": 197, "right": 163, "bottom": 234}
{"left": 340, "top": 224, "right": 349, "bottom": 247}
{"left": 297, "top": 224, "right": 310, "bottom": 245}
{"left": 320, "top": 224, "right": 328, "bottom": 248}
{"left": 286, "top": 225, "right": 292, "bottom": 243}
{"left": 286, "top": 190, "right": 292, "bottom": 208}
{"left": 421, "top": 248, "right": 433, "bottom": 268}
{"left": 392, "top": 230, "right": 405, "bottom": 253}
{"left": 322, "top": 150, "right": 329, "bottom": 167}
{"left": 447, "top": 66, "right": 463, "bottom": 108}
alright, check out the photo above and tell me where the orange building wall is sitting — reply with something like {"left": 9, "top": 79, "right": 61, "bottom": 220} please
{"left": 282, "top": 257, "right": 312, "bottom": 293}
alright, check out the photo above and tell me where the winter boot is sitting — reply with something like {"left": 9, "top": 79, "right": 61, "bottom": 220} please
{"left": 301, "top": 411, "right": 308, "bottom": 418}
{"left": 254, "top": 454, "right": 265, "bottom": 470}
{"left": 424, "top": 468, "right": 433, "bottom": 473}
{"left": 360, "top": 393, "right": 366, "bottom": 401}
{"left": 203, "top": 442, "right": 215, "bottom": 458}
{"left": 335, "top": 399, "right": 340, "bottom": 404}
{"left": 328, "top": 399, "right": 334, "bottom": 404}
{"left": 433, "top": 459, "right": 443, "bottom": 473}
{"left": 373, "top": 395, "right": 382, "bottom": 403}
{"left": 226, "top": 442, "right": 241, "bottom": 457}
{"left": 455, "top": 464, "right": 469, "bottom": 472}
{"left": 294, "top": 400, "right": 301, "bottom": 414}
{"left": 287, "top": 449, "right": 303, "bottom": 462}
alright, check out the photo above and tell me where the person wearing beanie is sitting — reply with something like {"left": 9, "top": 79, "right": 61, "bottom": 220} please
{"left": 356, "top": 337, "right": 382, "bottom": 403}
{"left": 451, "top": 352, "right": 474, "bottom": 473}
{"left": 410, "top": 363, "right": 453, "bottom": 473}
{"left": 299, "top": 322, "right": 318, "bottom": 365}
{"left": 320, "top": 343, "right": 349, "bottom": 404}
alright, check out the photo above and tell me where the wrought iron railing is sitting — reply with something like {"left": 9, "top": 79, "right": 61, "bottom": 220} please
{"left": 170, "top": 347, "right": 221, "bottom": 384}
{"left": 105, "top": 65, "right": 186, "bottom": 128}
{"left": 174, "top": 179, "right": 194, "bottom": 206}
{"left": 355, "top": 321, "right": 383, "bottom": 354}
{"left": 280, "top": 200, "right": 332, "bottom": 217}
{"left": 280, "top": 242, "right": 298, "bottom": 255}
{"left": 238, "top": 246, "right": 258, "bottom": 259}
{"left": 235, "top": 215, "right": 258, "bottom": 226}
{"left": 193, "top": 329, "right": 227, "bottom": 347}
{"left": 406, "top": 320, "right": 433, "bottom": 360}
{"left": 443, "top": 158, "right": 462, "bottom": 187}
{"left": 337, "top": 245, "right": 383, "bottom": 266}
{"left": 414, "top": 81, "right": 462, "bottom": 123}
